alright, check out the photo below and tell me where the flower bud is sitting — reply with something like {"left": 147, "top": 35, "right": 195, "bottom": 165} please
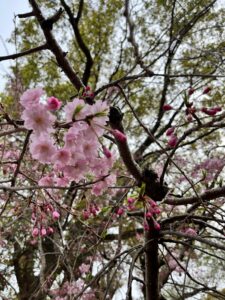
{"left": 46, "top": 96, "right": 61, "bottom": 111}
{"left": 32, "top": 227, "right": 39, "bottom": 237}
{"left": 166, "top": 127, "right": 175, "bottom": 136}
{"left": 111, "top": 129, "right": 127, "bottom": 142}
{"left": 52, "top": 211, "right": 60, "bottom": 220}
{"left": 163, "top": 104, "right": 173, "bottom": 111}
{"left": 168, "top": 134, "right": 178, "bottom": 148}
{"left": 102, "top": 146, "right": 112, "bottom": 158}
{"left": 203, "top": 86, "right": 212, "bottom": 94}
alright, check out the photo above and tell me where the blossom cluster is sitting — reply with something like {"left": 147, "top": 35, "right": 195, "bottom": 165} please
{"left": 20, "top": 88, "right": 117, "bottom": 197}
{"left": 163, "top": 86, "right": 222, "bottom": 148}
{"left": 115, "top": 195, "right": 161, "bottom": 231}
{"left": 31, "top": 201, "right": 60, "bottom": 238}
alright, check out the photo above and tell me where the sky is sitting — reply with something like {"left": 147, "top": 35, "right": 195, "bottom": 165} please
{"left": 0, "top": 1, "right": 30, "bottom": 91}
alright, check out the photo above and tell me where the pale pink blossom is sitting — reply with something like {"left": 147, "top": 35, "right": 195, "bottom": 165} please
{"left": 54, "top": 177, "right": 69, "bottom": 187}
{"left": 88, "top": 100, "right": 109, "bottom": 135}
{"left": 30, "top": 134, "right": 57, "bottom": 163}
{"left": 38, "top": 175, "right": 54, "bottom": 186}
{"left": 53, "top": 149, "right": 71, "bottom": 167}
{"left": 79, "top": 263, "right": 90, "bottom": 274}
{"left": 20, "top": 87, "right": 44, "bottom": 108}
{"left": 64, "top": 98, "right": 86, "bottom": 122}
{"left": 22, "top": 104, "right": 56, "bottom": 134}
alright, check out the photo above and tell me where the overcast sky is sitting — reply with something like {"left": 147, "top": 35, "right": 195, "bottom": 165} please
{"left": 0, "top": 1, "right": 30, "bottom": 91}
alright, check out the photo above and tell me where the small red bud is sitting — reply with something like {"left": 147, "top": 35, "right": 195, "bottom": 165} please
{"left": 166, "top": 127, "right": 175, "bottom": 136}
{"left": 203, "top": 86, "right": 212, "bottom": 94}
{"left": 168, "top": 134, "right": 178, "bottom": 148}
{"left": 163, "top": 104, "right": 173, "bottom": 111}
{"left": 188, "top": 87, "right": 195, "bottom": 96}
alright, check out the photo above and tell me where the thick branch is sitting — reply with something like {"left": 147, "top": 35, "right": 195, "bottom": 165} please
{"left": 29, "top": 0, "right": 84, "bottom": 91}
{"left": 0, "top": 44, "right": 48, "bottom": 62}
{"left": 60, "top": 0, "right": 93, "bottom": 85}
{"left": 164, "top": 185, "right": 225, "bottom": 205}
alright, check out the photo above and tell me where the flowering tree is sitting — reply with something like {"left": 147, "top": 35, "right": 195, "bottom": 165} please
{"left": 1, "top": 0, "right": 225, "bottom": 299}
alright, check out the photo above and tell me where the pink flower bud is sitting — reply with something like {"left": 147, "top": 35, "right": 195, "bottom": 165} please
{"left": 203, "top": 86, "right": 212, "bottom": 94}
{"left": 111, "top": 129, "right": 127, "bottom": 142}
{"left": 102, "top": 146, "right": 112, "bottom": 158}
{"left": 46, "top": 96, "right": 61, "bottom": 111}
{"left": 212, "top": 106, "right": 222, "bottom": 112}
{"left": 145, "top": 211, "right": 152, "bottom": 218}
{"left": 154, "top": 222, "right": 161, "bottom": 231}
{"left": 148, "top": 199, "right": 157, "bottom": 208}
{"left": 163, "top": 104, "right": 173, "bottom": 111}
{"left": 82, "top": 209, "right": 90, "bottom": 220}
{"left": 41, "top": 228, "right": 47, "bottom": 237}
{"left": 166, "top": 127, "right": 175, "bottom": 136}
{"left": 116, "top": 207, "right": 124, "bottom": 216}
{"left": 47, "top": 227, "right": 54, "bottom": 235}
{"left": 128, "top": 204, "right": 136, "bottom": 211}
{"left": 127, "top": 197, "right": 135, "bottom": 204}
{"left": 153, "top": 207, "right": 161, "bottom": 214}
{"left": 168, "top": 134, "right": 178, "bottom": 148}
{"left": 85, "top": 86, "right": 91, "bottom": 91}
{"left": 201, "top": 107, "right": 218, "bottom": 116}
{"left": 32, "top": 227, "right": 39, "bottom": 237}
{"left": 52, "top": 211, "right": 60, "bottom": 220}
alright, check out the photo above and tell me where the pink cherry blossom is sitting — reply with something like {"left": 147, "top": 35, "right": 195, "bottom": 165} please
{"left": 79, "top": 263, "right": 90, "bottom": 274}
{"left": 88, "top": 100, "right": 109, "bottom": 135}
{"left": 116, "top": 207, "right": 124, "bottom": 216}
{"left": 22, "top": 104, "right": 56, "bottom": 134}
{"left": 20, "top": 87, "right": 44, "bottom": 108}
{"left": 30, "top": 134, "right": 57, "bottom": 163}
{"left": 64, "top": 98, "right": 86, "bottom": 122}
{"left": 46, "top": 96, "right": 62, "bottom": 111}
{"left": 53, "top": 149, "right": 71, "bottom": 168}
{"left": 38, "top": 175, "right": 54, "bottom": 186}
